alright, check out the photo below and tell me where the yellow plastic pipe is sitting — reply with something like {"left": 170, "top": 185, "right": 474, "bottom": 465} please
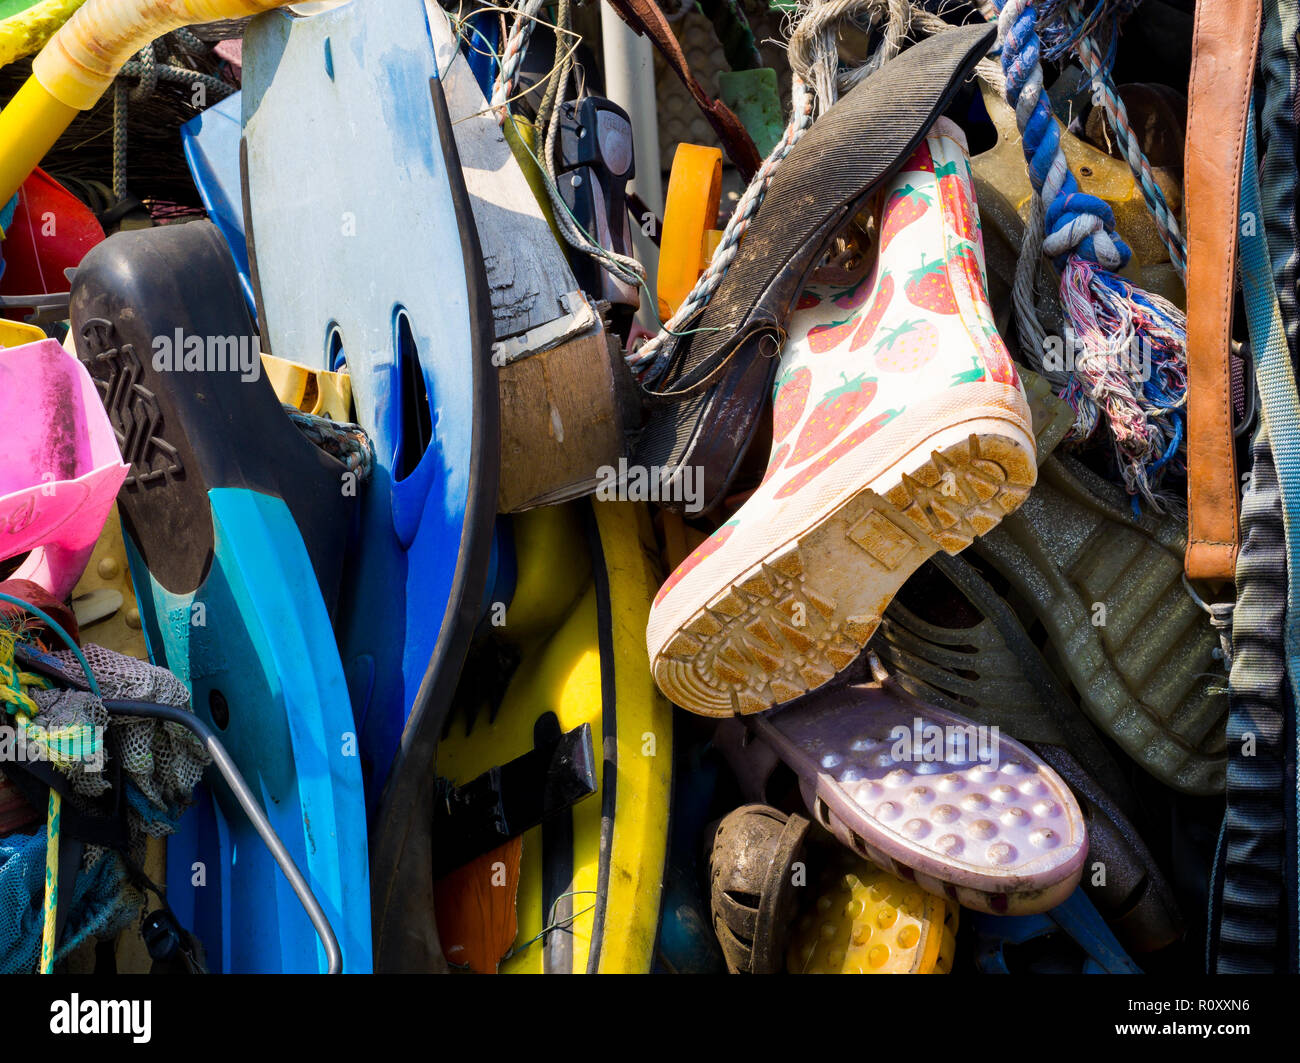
{"left": 0, "top": 0, "right": 299, "bottom": 203}
{"left": 0, "top": 0, "right": 88, "bottom": 69}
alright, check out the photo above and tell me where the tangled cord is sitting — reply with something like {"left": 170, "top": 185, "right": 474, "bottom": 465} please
{"left": 481, "top": 0, "right": 648, "bottom": 290}
{"left": 1048, "top": 0, "right": 1186, "bottom": 275}
{"left": 539, "top": 0, "right": 647, "bottom": 290}
{"left": 787, "top": 0, "right": 1006, "bottom": 110}
{"left": 488, "top": 0, "right": 1011, "bottom": 379}
{"left": 490, "top": 0, "right": 547, "bottom": 119}
{"left": 997, "top": 0, "right": 1187, "bottom": 508}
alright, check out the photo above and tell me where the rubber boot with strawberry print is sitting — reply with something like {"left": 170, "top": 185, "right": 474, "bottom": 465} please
{"left": 647, "top": 117, "right": 1037, "bottom": 717}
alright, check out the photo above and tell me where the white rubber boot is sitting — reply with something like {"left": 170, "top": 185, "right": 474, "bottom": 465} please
{"left": 647, "top": 117, "right": 1037, "bottom": 717}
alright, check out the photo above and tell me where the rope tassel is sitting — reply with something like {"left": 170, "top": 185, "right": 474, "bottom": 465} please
{"left": 996, "top": 0, "right": 1188, "bottom": 509}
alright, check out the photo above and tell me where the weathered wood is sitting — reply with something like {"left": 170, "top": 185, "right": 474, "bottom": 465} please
{"left": 496, "top": 317, "right": 637, "bottom": 512}
{"left": 429, "top": 5, "right": 580, "bottom": 341}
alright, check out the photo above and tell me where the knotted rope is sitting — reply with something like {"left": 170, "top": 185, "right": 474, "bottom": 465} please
{"left": 996, "top": 0, "right": 1186, "bottom": 508}
{"left": 112, "top": 33, "right": 236, "bottom": 200}
{"left": 283, "top": 407, "right": 376, "bottom": 482}
{"left": 1039, "top": 0, "right": 1186, "bottom": 274}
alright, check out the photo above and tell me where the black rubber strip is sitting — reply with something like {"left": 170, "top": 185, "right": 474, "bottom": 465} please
{"left": 582, "top": 501, "right": 616, "bottom": 974}
{"left": 536, "top": 712, "right": 575, "bottom": 974}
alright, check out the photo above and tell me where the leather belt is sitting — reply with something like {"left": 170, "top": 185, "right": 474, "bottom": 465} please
{"left": 1183, "top": 0, "right": 1263, "bottom": 580}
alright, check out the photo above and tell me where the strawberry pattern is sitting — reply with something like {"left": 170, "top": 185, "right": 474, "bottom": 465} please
{"left": 788, "top": 372, "right": 879, "bottom": 465}
{"left": 773, "top": 408, "right": 903, "bottom": 499}
{"left": 654, "top": 520, "right": 738, "bottom": 606}
{"left": 936, "top": 159, "right": 978, "bottom": 245}
{"left": 772, "top": 366, "right": 812, "bottom": 442}
{"left": 904, "top": 254, "right": 959, "bottom": 315}
{"left": 873, "top": 319, "right": 939, "bottom": 372}
{"left": 806, "top": 312, "right": 861, "bottom": 354}
{"left": 760, "top": 443, "right": 790, "bottom": 486}
{"left": 974, "top": 320, "right": 1020, "bottom": 387}
{"left": 880, "top": 183, "right": 932, "bottom": 253}
{"left": 654, "top": 119, "right": 1029, "bottom": 611}
{"left": 901, "top": 141, "right": 935, "bottom": 173}
{"left": 847, "top": 273, "right": 895, "bottom": 352}
{"left": 832, "top": 266, "right": 876, "bottom": 310}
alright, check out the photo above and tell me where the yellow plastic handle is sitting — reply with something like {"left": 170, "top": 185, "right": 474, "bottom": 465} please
{"left": 261, "top": 352, "right": 355, "bottom": 422}
{"left": 657, "top": 143, "right": 722, "bottom": 321}
{"left": 0, "top": 0, "right": 301, "bottom": 203}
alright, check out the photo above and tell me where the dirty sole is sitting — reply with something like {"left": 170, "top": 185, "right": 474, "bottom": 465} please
{"left": 649, "top": 416, "right": 1037, "bottom": 716}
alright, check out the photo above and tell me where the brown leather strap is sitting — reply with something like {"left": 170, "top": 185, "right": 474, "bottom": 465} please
{"left": 603, "top": 0, "right": 762, "bottom": 181}
{"left": 1183, "top": 0, "right": 1262, "bottom": 580}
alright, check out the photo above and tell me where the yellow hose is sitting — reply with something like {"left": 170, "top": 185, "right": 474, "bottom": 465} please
{"left": 0, "top": 0, "right": 87, "bottom": 69}
{"left": 0, "top": 0, "right": 301, "bottom": 203}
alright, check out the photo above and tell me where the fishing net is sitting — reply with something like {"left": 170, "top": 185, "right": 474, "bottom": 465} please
{"left": 0, "top": 826, "right": 133, "bottom": 974}
{"left": 33, "top": 643, "right": 209, "bottom": 854}
{"left": 0, "top": 640, "right": 208, "bottom": 972}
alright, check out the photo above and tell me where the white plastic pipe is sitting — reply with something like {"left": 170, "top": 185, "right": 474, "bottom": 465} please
{"left": 600, "top": 5, "right": 662, "bottom": 323}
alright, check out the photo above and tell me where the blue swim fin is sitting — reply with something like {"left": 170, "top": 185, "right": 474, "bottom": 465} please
{"left": 179, "top": 91, "right": 255, "bottom": 322}
{"left": 70, "top": 221, "right": 372, "bottom": 974}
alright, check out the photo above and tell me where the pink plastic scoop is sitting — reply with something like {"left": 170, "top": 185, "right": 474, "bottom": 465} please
{"left": 0, "top": 338, "right": 129, "bottom": 599}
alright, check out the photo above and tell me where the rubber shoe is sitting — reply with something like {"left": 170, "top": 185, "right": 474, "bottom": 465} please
{"left": 647, "top": 118, "right": 1037, "bottom": 716}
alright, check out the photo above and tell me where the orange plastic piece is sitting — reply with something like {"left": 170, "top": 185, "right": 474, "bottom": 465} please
{"left": 434, "top": 837, "right": 523, "bottom": 974}
{"left": 657, "top": 143, "right": 723, "bottom": 321}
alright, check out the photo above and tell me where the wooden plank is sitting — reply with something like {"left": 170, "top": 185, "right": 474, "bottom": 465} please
{"left": 428, "top": 3, "right": 581, "bottom": 341}
{"left": 497, "top": 321, "right": 635, "bottom": 512}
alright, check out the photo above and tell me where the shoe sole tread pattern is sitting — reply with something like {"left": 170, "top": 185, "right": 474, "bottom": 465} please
{"left": 974, "top": 456, "right": 1229, "bottom": 794}
{"left": 654, "top": 431, "right": 1036, "bottom": 716}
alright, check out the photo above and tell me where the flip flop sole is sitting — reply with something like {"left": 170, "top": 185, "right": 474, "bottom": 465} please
{"left": 755, "top": 684, "right": 1089, "bottom": 915}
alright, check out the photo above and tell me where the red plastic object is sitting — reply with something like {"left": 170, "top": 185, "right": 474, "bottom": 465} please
{"left": 0, "top": 168, "right": 105, "bottom": 318}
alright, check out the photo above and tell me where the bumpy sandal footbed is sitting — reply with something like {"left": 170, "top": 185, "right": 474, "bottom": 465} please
{"left": 874, "top": 561, "right": 1184, "bottom": 952}
{"left": 708, "top": 804, "right": 810, "bottom": 973}
{"left": 648, "top": 117, "right": 1036, "bottom": 717}
{"left": 1034, "top": 740, "right": 1183, "bottom": 952}
{"left": 634, "top": 24, "right": 997, "bottom": 516}
{"left": 787, "top": 852, "right": 959, "bottom": 974}
{"left": 752, "top": 681, "right": 1088, "bottom": 915}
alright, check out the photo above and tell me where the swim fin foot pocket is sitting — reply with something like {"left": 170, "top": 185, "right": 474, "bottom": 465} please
{"left": 69, "top": 220, "right": 373, "bottom": 974}
{"left": 69, "top": 220, "right": 355, "bottom": 613}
